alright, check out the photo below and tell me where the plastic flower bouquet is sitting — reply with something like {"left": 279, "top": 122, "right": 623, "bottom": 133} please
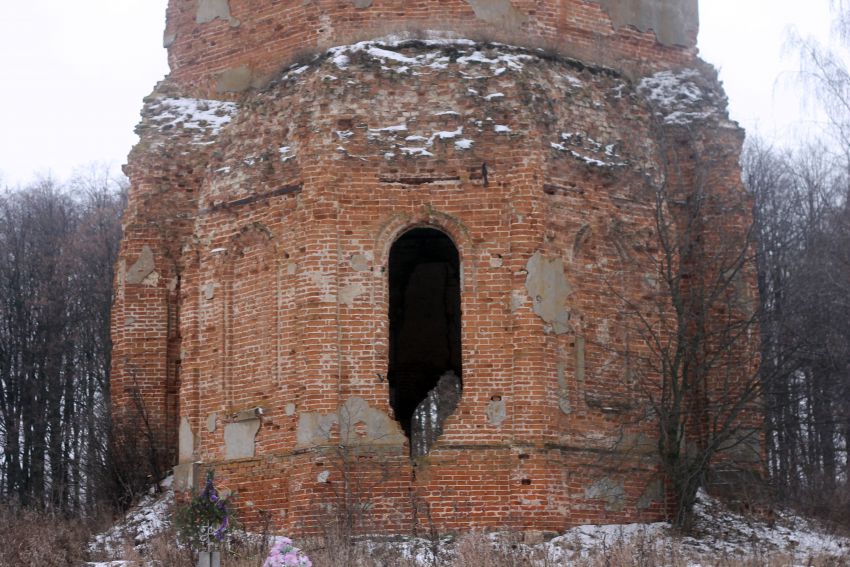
{"left": 263, "top": 537, "right": 312, "bottom": 567}
{"left": 175, "top": 470, "right": 236, "bottom": 550}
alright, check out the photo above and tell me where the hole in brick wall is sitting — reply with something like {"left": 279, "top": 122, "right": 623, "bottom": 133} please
{"left": 388, "top": 227, "right": 462, "bottom": 458}
{"left": 521, "top": 478, "right": 532, "bottom": 485}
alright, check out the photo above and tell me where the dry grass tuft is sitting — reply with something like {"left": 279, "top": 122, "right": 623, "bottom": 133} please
{"left": 0, "top": 504, "right": 92, "bottom": 567}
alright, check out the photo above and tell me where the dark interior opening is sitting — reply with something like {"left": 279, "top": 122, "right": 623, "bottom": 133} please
{"left": 388, "top": 228, "right": 462, "bottom": 457}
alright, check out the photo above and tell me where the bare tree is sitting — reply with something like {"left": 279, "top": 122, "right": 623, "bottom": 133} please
{"left": 746, "top": 139, "right": 850, "bottom": 519}
{"left": 609, "top": 96, "right": 764, "bottom": 529}
{"left": 0, "top": 168, "right": 125, "bottom": 514}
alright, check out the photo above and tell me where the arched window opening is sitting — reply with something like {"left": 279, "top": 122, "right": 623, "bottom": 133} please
{"left": 388, "top": 228, "right": 462, "bottom": 457}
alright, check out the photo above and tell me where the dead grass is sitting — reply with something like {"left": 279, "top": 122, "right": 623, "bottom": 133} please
{"left": 0, "top": 504, "right": 92, "bottom": 567}
{"left": 97, "top": 529, "right": 850, "bottom": 567}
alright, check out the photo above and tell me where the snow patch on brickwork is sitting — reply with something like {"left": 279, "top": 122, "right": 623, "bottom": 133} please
{"left": 326, "top": 37, "right": 533, "bottom": 78}
{"left": 550, "top": 132, "right": 627, "bottom": 167}
{"left": 147, "top": 97, "right": 239, "bottom": 144}
{"left": 371, "top": 124, "right": 473, "bottom": 158}
{"left": 278, "top": 146, "right": 295, "bottom": 162}
{"left": 638, "top": 69, "right": 722, "bottom": 126}
{"left": 400, "top": 147, "right": 435, "bottom": 157}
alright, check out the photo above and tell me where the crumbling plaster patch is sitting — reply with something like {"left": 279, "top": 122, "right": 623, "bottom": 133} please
{"left": 525, "top": 252, "right": 572, "bottom": 334}
{"left": 224, "top": 418, "right": 261, "bottom": 460}
{"left": 637, "top": 478, "right": 664, "bottom": 510}
{"left": 486, "top": 398, "right": 507, "bottom": 426}
{"left": 556, "top": 360, "right": 571, "bottom": 415}
{"left": 339, "top": 283, "right": 365, "bottom": 307}
{"left": 217, "top": 66, "right": 253, "bottom": 93}
{"left": 125, "top": 245, "right": 156, "bottom": 285}
{"left": 178, "top": 417, "right": 196, "bottom": 463}
{"left": 206, "top": 412, "right": 217, "bottom": 433}
{"left": 585, "top": 476, "right": 626, "bottom": 511}
{"left": 597, "top": 0, "right": 698, "bottom": 47}
{"left": 174, "top": 462, "right": 201, "bottom": 492}
{"left": 350, "top": 253, "right": 370, "bottom": 272}
{"left": 464, "top": 0, "right": 528, "bottom": 31}
{"left": 296, "top": 397, "right": 406, "bottom": 447}
{"left": 196, "top": 0, "right": 240, "bottom": 26}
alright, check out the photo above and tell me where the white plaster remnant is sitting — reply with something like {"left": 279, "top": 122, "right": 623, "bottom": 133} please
{"left": 284, "top": 403, "right": 296, "bottom": 416}
{"left": 556, "top": 360, "right": 571, "bottom": 414}
{"left": 637, "top": 478, "right": 664, "bottom": 510}
{"left": 141, "top": 271, "right": 160, "bottom": 287}
{"left": 125, "top": 245, "right": 156, "bottom": 285}
{"left": 339, "top": 283, "right": 365, "bottom": 307}
{"left": 178, "top": 417, "right": 195, "bottom": 463}
{"left": 224, "top": 418, "right": 261, "bottom": 460}
{"left": 486, "top": 398, "right": 507, "bottom": 426}
{"left": 196, "top": 0, "right": 239, "bottom": 26}
{"left": 585, "top": 477, "right": 626, "bottom": 511}
{"left": 464, "top": 0, "right": 528, "bottom": 30}
{"left": 207, "top": 412, "right": 217, "bottom": 433}
{"left": 597, "top": 0, "right": 698, "bottom": 48}
{"left": 350, "top": 253, "right": 370, "bottom": 272}
{"left": 597, "top": 319, "right": 610, "bottom": 345}
{"left": 296, "top": 397, "right": 406, "bottom": 447}
{"left": 525, "top": 253, "right": 572, "bottom": 334}
{"left": 510, "top": 289, "right": 526, "bottom": 312}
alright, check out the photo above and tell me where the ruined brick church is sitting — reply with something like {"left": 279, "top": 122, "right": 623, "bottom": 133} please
{"left": 111, "top": 0, "right": 758, "bottom": 534}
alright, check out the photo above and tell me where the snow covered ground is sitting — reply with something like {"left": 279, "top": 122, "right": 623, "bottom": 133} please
{"left": 87, "top": 476, "right": 174, "bottom": 565}
{"left": 87, "top": 484, "right": 849, "bottom": 566}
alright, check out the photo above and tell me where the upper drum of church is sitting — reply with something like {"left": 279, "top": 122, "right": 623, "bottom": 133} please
{"left": 163, "top": 0, "right": 700, "bottom": 94}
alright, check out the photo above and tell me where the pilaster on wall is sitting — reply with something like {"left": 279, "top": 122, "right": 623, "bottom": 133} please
{"left": 110, "top": 154, "right": 204, "bottom": 482}
{"left": 110, "top": 233, "right": 180, "bottom": 480}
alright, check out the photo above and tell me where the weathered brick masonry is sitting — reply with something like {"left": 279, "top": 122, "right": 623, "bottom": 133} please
{"left": 111, "top": 0, "right": 758, "bottom": 534}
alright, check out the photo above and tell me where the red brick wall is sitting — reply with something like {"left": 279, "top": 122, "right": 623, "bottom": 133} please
{"left": 112, "top": 2, "right": 756, "bottom": 534}
{"left": 162, "top": 0, "right": 697, "bottom": 96}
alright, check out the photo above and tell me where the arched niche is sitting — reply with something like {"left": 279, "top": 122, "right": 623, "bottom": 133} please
{"left": 387, "top": 227, "right": 462, "bottom": 457}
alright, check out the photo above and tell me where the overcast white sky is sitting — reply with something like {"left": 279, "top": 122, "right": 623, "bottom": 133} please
{"left": 0, "top": 1, "right": 843, "bottom": 187}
